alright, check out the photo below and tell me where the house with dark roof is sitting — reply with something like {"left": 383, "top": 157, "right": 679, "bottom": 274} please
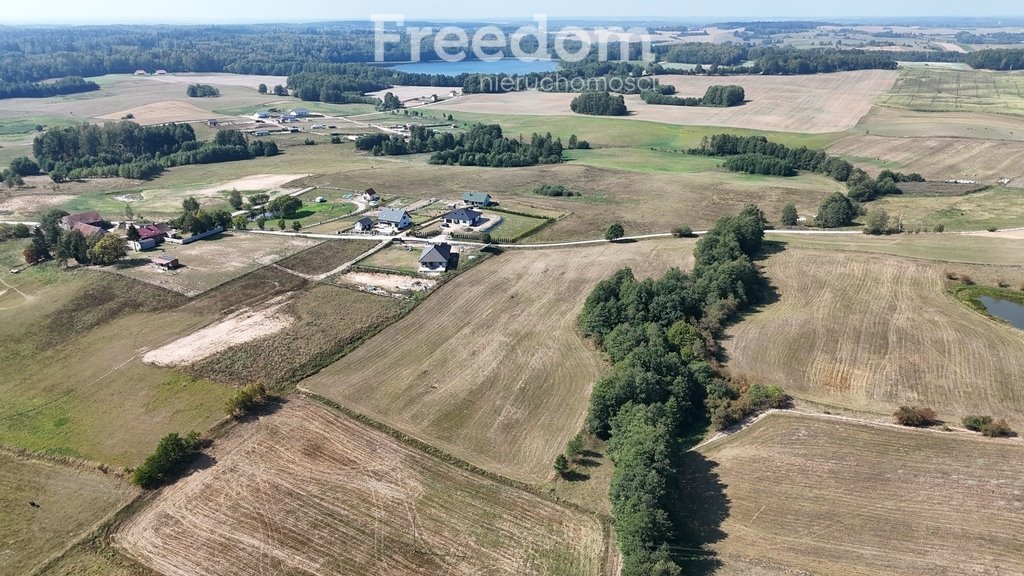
{"left": 418, "top": 243, "right": 452, "bottom": 273}
{"left": 442, "top": 208, "right": 482, "bottom": 227}
{"left": 60, "top": 211, "right": 105, "bottom": 231}
{"left": 463, "top": 192, "right": 492, "bottom": 206}
{"left": 136, "top": 224, "right": 168, "bottom": 244}
{"left": 152, "top": 255, "right": 179, "bottom": 270}
{"left": 362, "top": 188, "right": 379, "bottom": 202}
{"left": 378, "top": 208, "right": 412, "bottom": 231}
{"left": 353, "top": 217, "right": 375, "bottom": 232}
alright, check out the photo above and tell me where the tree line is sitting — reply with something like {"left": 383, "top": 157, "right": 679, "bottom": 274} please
{"left": 658, "top": 45, "right": 899, "bottom": 74}
{"left": 33, "top": 122, "right": 277, "bottom": 181}
{"left": 641, "top": 85, "right": 744, "bottom": 107}
{"left": 0, "top": 76, "right": 99, "bottom": 100}
{"left": 355, "top": 123, "right": 568, "bottom": 167}
{"left": 185, "top": 83, "right": 220, "bottom": 97}
{"left": 690, "top": 133, "right": 922, "bottom": 201}
{"left": 578, "top": 206, "right": 789, "bottom": 574}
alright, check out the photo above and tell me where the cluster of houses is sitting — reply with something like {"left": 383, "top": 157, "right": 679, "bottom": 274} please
{"left": 60, "top": 210, "right": 182, "bottom": 269}
{"left": 352, "top": 192, "right": 494, "bottom": 235}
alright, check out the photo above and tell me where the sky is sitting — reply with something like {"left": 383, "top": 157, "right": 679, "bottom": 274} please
{"left": 2, "top": 0, "right": 1023, "bottom": 24}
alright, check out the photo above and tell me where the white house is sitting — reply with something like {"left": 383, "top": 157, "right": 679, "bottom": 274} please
{"left": 362, "top": 188, "right": 379, "bottom": 203}
{"left": 252, "top": 111, "right": 271, "bottom": 120}
{"left": 378, "top": 208, "right": 412, "bottom": 230}
{"left": 442, "top": 208, "right": 482, "bottom": 227}
{"left": 290, "top": 108, "right": 310, "bottom": 117}
{"left": 419, "top": 243, "right": 452, "bottom": 273}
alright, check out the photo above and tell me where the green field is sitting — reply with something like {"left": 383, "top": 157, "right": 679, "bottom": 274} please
{"left": 879, "top": 67, "right": 1024, "bottom": 115}
{"left": 774, "top": 233, "right": 1024, "bottom": 266}
{"left": 288, "top": 200, "right": 358, "bottom": 227}
{"left": 564, "top": 148, "right": 723, "bottom": 173}
{"left": 875, "top": 186, "right": 1024, "bottom": 231}
{"left": 484, "top": 210, "right": 550, "bottom": 240}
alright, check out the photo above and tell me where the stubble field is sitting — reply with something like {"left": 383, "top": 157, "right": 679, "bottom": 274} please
{"left": 302, "top": 239, "right": 696, "bottom": 482}
{"left": 115, "top": 399, "right": 605, "bottom": 576}
{"left": 700, "top": 411, "right": 1024, "bottom": 576}
{"left": 878, "top": 67, "right": 1024, "bottom": 115}
{"left": 724, "top": 248, "right": 1024, "bottom": 425}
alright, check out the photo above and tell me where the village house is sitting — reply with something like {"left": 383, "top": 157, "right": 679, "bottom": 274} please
{"left": 71, "top": 222, "right": 106, "bottom": 238}
{"left": 136, "top": 224, "right": 168, "bottom": 244}
{"left": 378, "top": 208, "right": 412, "bottom": 231}
{"left": 290, "top": 108, "right": 310, "bottom": 117}
{"left": 442, "top": 208, "right": 482, "bottom": 227}
{"left": 418, "top": 243, "right": 452, "bottom": 273}
{"left": 362, "top": 188, "right": 379, "bottom": 203}
{"left": 462, "top": 192, "right": 493, "bottom": 207}
{"left": 353, "top": 217, "right": 375, "bottom": 233}
{"left": 60, "top": 211, "right": 105, "bottom": 231}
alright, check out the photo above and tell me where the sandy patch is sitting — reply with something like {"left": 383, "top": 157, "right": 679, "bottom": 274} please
{"left": 961, "top": 228, "right": 1024, "bottom": 240}
{"left": 97, "top": 100, "right": 217, "bottom": 125}
{"left": 933, "top": 42, "right": 968, "bottom": 54}
{"left": 143, "top": 294, "right": 294, "bottom": 367}
{"left": 433, "top": 70, "right": 899, "bottom": 133}
{"left": 366, "top": 86, "right": 459, "bottom": 102}
{"left": 0, "top": 194, "right": 75, "bottom": 218}
{"left": 338, "top": 271, "right": 435, "bottom": 292}
{"left": 139, "top": 173, "right": 310, "bottom": 209}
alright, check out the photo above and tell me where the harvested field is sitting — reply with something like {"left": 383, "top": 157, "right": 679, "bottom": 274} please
{"left": 433, "top": 70, "right": 898, "bottom": 133}
{"left": 775, "top": 233, "right": 1024, "bottom": 266}
{"left": 275, "top": 239, "right": 380, "bottom": 276}
{"left": 879, "top": 67, "right": 1024, "bottom": 116}
{"left": 115, "top": 399, "right": 604, "bottom": 576}
{"left": 109, "top": 232, "right": 319, "bottom": 296}
{"left": 724, "top": 248, "right": 1024, "bottom": 425}
{"left": 873, "top": 186, "right": 1024, "bottom": 232}
{"left": 97, "top": 100, "right": 216, "bottom": 125}
{"left": 699, "top": 411, "right": 1024, "bottom": 576}
{"left": 143, "top": 293, "right": 294, "bottom": 367}
{"left": 0, "top": 452, "right": 136, "bottom": 575}
{"left": 359, "top": 243, "right": 427, "bottom": 274}
{"left": 828, "top": 134, "right": 1024, "bottom": 185}
{"left": 856, "top": 105, "right": 1024, "bottom": 140}
{"left": 302, "top": 239, "right": 696, "bottom": 482}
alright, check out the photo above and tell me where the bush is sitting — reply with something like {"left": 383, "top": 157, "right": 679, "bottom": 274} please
{"left": 553, "top": 454, "right": 569, "bottom": 476}
{"left": 863, "top": 208, "right": 891, "bottom": 235}
{"left": 565, "top": 433, "right": 584, "bottom": 461}
{"left": 894, "top": 406, "right": 937, "bottom": 427}
{"left": 533, "top": 183, "right": 578, "bottom": 197}
{"left": 605, "top": 223, "right": 625, "bottom": 241}
{"left": 672, "top": 225, "right": 694, "bottom": 238}
{"left": 932, "top": 224, "right": 945, "bottom": 233}
{"left": 745, "top": 384, "right": 791, "bottom": 410}
{"left": 225, "top": 383, "right": 270, "bottom": 418}
{"left": 963, "top": 415, "right": 1013, "bottom": 437}
{"left": 780, "top": 203, "right": 798, "bottom": 226}
{"left": 987, "top": 227, "right": 998, "bottom": 232}
{"left": 132, "top": 431, "right": 202, "bottom": 488}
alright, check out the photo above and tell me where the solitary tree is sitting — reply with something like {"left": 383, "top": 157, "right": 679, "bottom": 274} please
{"left": 291, "top": 221, "right": 302, "bottom": 232}
{"left": 863, "top": 209, "right": 891, "bottom": 235}
{"left": 123, "top": 202, "right": 134, "bottom": 222}
{"left": 553, "top": 454, "right": 569, "bottom": 476}
{"left": 277, "top": 218, "right": 286, "bottom": 231}
{"left": 256, "top": 217, "right": 267, "bottom": 230}
{"left": 605, "top": 223, "right": 625, "bottom": 241}
{"left": 257, "top": 83, "right": 268, "bottom": 94}
{"left": 86, "top": 234, "right": 127, "bottom": 265}
{"left": 228, "top": 188, "right": 243, "bottom": 210}
{"left": 182, "top": 197, "right": 201, "bottom": 213}
{"left": 780, "top": 203, "right": 799, "bottom": 226}
{"left": 815, "top": 193, "right": 856, "bottom": 228}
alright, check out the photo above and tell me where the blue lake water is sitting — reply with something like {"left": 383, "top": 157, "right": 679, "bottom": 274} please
{"left": 389, "top": 59, "right": 558, "bottom": 76}
{"left": 979, "top": 296, "right": 1024, "bottom": 330}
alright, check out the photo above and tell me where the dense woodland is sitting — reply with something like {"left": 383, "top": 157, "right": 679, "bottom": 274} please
{"left": 579, "top": 206, "right": 788, "bottom": 574}
{"left": 641, "top": 84, "right": 745, "bottom": 107}
{"left": 0, "top": 76, "right": 98, "bottom": 100}
{"left": 355, "top": 123, "right": 566, "bottom": 167}
{"left": 33, "top": 122, "right": 277, "bottom": 181}
{"left": 570, "top": 92, "right": 629, "bottom": 116}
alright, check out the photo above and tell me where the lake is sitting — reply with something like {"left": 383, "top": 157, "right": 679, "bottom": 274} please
{"left": 389, "top": 59, "right": 558, "bottom": 76}
{"left": 979, "top": 296, "right": 1024, "bottom": 330}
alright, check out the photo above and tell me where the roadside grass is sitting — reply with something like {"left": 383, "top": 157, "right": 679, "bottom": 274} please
{"left": 563, "top": 147, "right": 723, "bottom": 173}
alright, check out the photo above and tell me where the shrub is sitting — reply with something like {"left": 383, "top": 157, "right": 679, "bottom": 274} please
{"left": 894, "top": 406, "right": 937, "bottom": 427}
{"left": 565, "top": 433, "right": 584, "bottom": 461}
{"left": 225, "top": 383, "right": 270, "bottom": 418}
{"left": 304, "top": 138, "right": 316, "bottom": 145}
{"left": 932, "top": 224, "right": 945, "bottom": 233}
{"left": 132, "top": 431, "right": 202, "bottom": 488}
{"left": 330, "top": 135, "right": 342, "bottom": 144}
{"left": 533, "top": 183, "right": 577, "bottom": 197}
{"left": 605, "top": 223, "right": 625, "bottom": 241}
{"left": 672, "top": 225, "right": 693, "bottom": 238}
{"left": 963, "top": 415, "right": 1013, "bottom": 437}
{"left": 780, "top": 203, "right": 799, "bottom": 226}
{"left": 987, "top": 227, "right": 998, "bottom": 232}
{"left": 962, "top": 415, "right": 993, "bottom": 432}
{"left": 553, "top": 454, "right": 569, "bottom": 476}
{"left": 745, "top": 384, "right": 791, "bottom": 410}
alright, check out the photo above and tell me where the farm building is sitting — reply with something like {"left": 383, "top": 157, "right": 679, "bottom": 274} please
{"left": 362, "top": 188, "right": 379, "bottom": 202}
{"left": 252, "top": 111, "right": 271, "bottom": 120}
{"left": 155, "top": 69, "right": 167, "bottom": 75}
{"left": 60, "top": 211, "right": 105, "bottom": 230}
{"left": 71, "top": 222, "right": 106, "bottom": 238}
{"left": 129, "top": 238, "right": 157, "bottom": 251}
{"left": 378, "top": 208, "right": 412, "bottom": 230}
{"left": 136, "top": 224, "right": 168, "bottom": 244}
{"left": 443, "top": 208, "right": 483, "bottom": 227}
{"left": 353, "top": 217, "right": 375, "bottom": 232}
{"left": 152, "top": 256, "right": 179, "bottom": 270}
{"left": 419, "top": 243, "right": 452, "bottom": 273}
{"left": 290, "top": 108, "right": 310, "bottom": 117}
{"left": 463, "top": 192, "right": 493, "bottom": 206}
{"left": 133, "top": 70, "right": 147, "bottom": 76}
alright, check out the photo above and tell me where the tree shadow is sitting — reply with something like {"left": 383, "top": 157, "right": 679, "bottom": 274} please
{"left": 182, "top": 452, "right": 218, "bottom": 477}
{"left": 233, "top": 396, "right": 287, "bottom": 423}
{"left": 670, "top": 451, "right": 731, "bottom": 574}
{"left": 575, "top": 457, "right": 602, "bottom": 468}
{"left": 561, "top": 469, "right": 591, "bottom": 482}
{"left": 115, "top": 258, "right": 152, "bottom": 269}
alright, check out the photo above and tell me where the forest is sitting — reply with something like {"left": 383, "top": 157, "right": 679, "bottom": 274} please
{"left": 570, "top": 92, "right": 629, "bottom": 116}
{"left": 33, "top": 123, "right": 277, "bottom": 181}
{"left": 0, "top": 76, "right": 99, "bottom": 100}
{"left": 579, "top": 206, "right": 788, "bottom": 575}
{"left": 355, "top": 123, "right": 566, "bottom": 167}
{"left": 641, "top": 85, "right": 745, "bottom": 107}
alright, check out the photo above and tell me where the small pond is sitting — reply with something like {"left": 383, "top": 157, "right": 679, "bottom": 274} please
{"left": 979, "top": 296, "right": 1024, "bottom": 330}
